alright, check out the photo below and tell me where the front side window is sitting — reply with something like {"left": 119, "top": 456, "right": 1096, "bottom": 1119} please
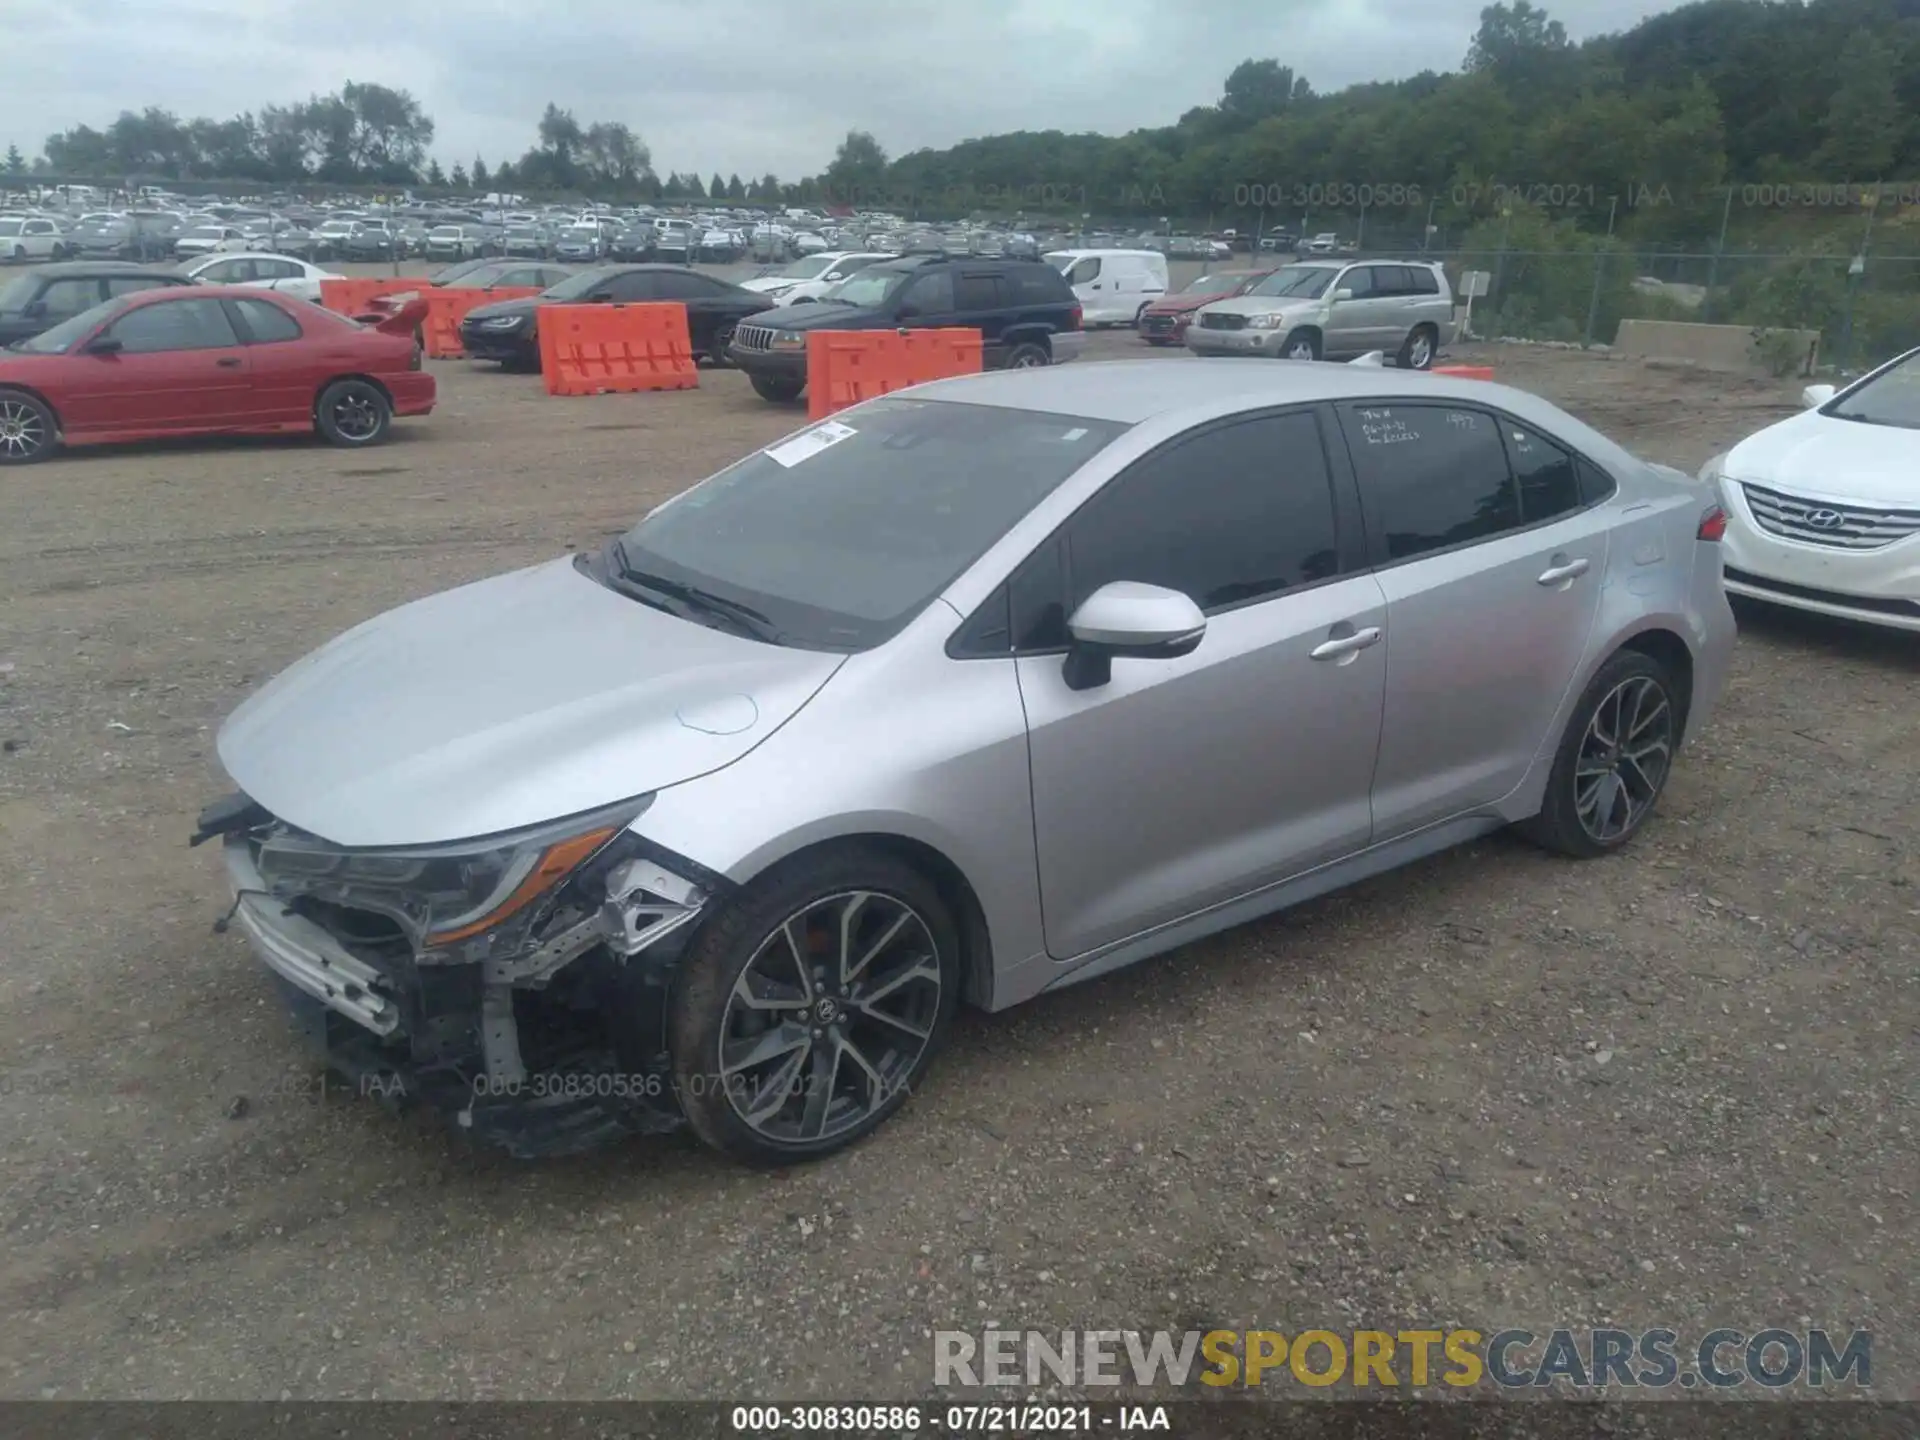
{"left": 899, "top": 269, "right": 953, "bottom": 313}
{"left": 1065, "top": 257, "right": 1101, "bottom": 285}
{"left": 108, "top": 297, "right": 242, "bottom": 353}
{"left": 1037, "top": 410, "right": 1343, "bottom": 644}
{"left": 1340, "top": 403, "right": 1520, "bottom": 561}
{"left": 610, "top": 399, "right": 1129, "bottom": 651}
{"left": 196, "top": 258, "right": 244, "bottom": 283}
{"left": 38, "top": 278, "right": 103, "bottom": 320}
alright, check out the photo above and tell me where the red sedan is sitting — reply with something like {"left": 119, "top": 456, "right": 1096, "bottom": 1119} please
{"left": 1136, "top": 268, "right": 1278, "bottom": 346}
{"left": 0, "top": 284, "right": 435, "bottom": 465}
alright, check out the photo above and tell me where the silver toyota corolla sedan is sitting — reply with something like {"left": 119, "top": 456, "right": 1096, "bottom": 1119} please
{"left": 196, "top": 360, "right": 1737, "bottom": 1165}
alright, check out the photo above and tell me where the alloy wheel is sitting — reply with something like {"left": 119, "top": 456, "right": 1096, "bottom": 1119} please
{"left": 328, "top": 387, "right": 382, "bottom": 442}
{"left": 717, "top": 890, "right": 942, "bottom": 1146}
{"left": 0, "top": 398, "right": 49, "bottom": 461}
{"left": 1286, "top": 338, "right": 1316, "bottom": 360}
{"left": 1408, "top": 332, "right": 1433, "bottom": 367}
{"left": 1575, "top": 676, "right": 1673, "bottom": 843}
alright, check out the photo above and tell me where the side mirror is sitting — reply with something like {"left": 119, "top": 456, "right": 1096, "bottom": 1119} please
{"left": 1331, "top": 287, "right": 1354, "bottom": 303}
{"left": 84, "top": 335, "right": 123, "bottom": 356}
{"left": 1802, "top": 383, "right": 1836, "bottom": 408}
{"left": 1061, "top": 581, "right": 1207, "bottom": 691}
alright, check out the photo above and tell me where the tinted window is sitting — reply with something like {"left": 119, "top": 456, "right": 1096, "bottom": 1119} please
{"left": 900, "top": 269, "right": 953, "bottom": 313}
{"left": 109, "top": 297, "right": 241, "bottom": 353}
{"left": 1011, "top": 266, "right": 1071, "bottom": 305}
{"left": 1338, "top": 268, "right": 1377, "bottom": 298}
{"left": 955, "top": 273, "right": 1005, "bottom": 312}
{"left": 1065, "top": 257, "right": 1101, "bottom": 285}
{"left": 38, "top": 278, "right": 103, "bottom": 319}
{"left": 1577, "top": 458, "right": 1618, "bottom": 506}
{"left": 652, "top": 271, "right": 721, "bottom": 299}
{"left": 232, "top": 297, "right": 302, "bottom": 343}
{"left": 1044, "top": 411, "right": 1342, "bottom": 639}
{"left": 615, "top": 400, "right": 1127, "bottom": 652}
{"left": 1342, "top": 403, "right": 1520, "bottom": 560}
{"left": 603, "top": 271, "right": 655, "bottom": 302}
{"left": 105, "top": 276, "right": 171, "bottom": 299}
{"left": 1501, "top": 419, "right": 1584, "bottom": 522}
{"left": 1408, "top": 266, "right": 1441, "bottom": 295}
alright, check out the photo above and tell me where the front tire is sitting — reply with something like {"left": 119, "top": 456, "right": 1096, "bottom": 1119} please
{"left": 669, "top": 848, "right": 961, "bottom": 1166}
{"left": 707, "top": 321, "right": 737, "bottom": 367}
{"left": 0, "top": 389, "right": 57, "bottom": 465}
{"left": 1281, "top": 328, "right": 1321, "bottom": 361}
{"left": 314, "top": 379, "right": 392, "bottom": 447}
{"left": 1520, "top": 649, "right": 1678, "bottom": 858}
{"left": 750, "top": 373, "right": 805, "bottom": 403}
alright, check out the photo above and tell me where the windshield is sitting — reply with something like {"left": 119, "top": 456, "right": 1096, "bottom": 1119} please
{"left": 823, "top": 266, "right": 910, "bottom": 307}
{"left": 1828, "top": 348, "right": 1920, "bottom": 430}
{"left": 0, "top": 274, "right": 42, "bottom": 309}
{"left": 12, "top": 297, "right": 127, "bottom": 354}
{"left": 541, "top": 268, "right": 615, "bottom": 300}
{"left": 612, "top": 399, "right": 1129, "bottom": 650}
{"left": 0, "top": 219, "right": 20, "bottom": 237}
{"left": 1184, "top": 271, "right": 1257, "bottom": 296}
{"left": 779, "top": 257, "right": 836, "bottom": 279}
{"left": 1248, "top": 265, "right": 1338, "bottom": 299}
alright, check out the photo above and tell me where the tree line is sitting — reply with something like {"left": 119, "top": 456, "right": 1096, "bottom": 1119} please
{"left": 8, "top": 0, "right": 1920, "bottom": 241}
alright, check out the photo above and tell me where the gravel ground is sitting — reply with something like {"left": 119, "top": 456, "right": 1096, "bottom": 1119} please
{"left": 0, "top": 310, "right": 1913, "bottom": 1404}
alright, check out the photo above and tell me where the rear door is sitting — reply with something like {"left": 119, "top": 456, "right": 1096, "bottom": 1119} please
{"left": 954, "top": 270, "right": 1011, "bottom": 363}
{"left": 63, "top": 295, "right": 253, "bottom": 436}
{"left": 226, "top": 296, "right": 314, "bottom": 425}
{"left": 1335, "top": 401, "right": 1608, "bottom": 836}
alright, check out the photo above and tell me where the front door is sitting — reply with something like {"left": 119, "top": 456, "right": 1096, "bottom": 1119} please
{"left": 1015, "top": 407, "right": 1386, "bottom": 959}
{"left": 1335, "top": 402, "right": 1609, "bottom": 837}
{"left": 62, "top": 295, "right": 253, "bottom": 437}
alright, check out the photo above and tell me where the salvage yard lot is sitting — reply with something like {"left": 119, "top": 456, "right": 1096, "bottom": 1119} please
{"left": 0, "top": 335, "right": 1914, "bottom": 1399}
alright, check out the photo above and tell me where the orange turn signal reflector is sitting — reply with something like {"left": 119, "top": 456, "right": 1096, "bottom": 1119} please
{"left": 427, "top": 827, "right": 617, "bottom": 943}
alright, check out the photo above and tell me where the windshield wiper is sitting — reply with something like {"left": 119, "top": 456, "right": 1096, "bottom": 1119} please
{"left": 607, "top": 540, "right": 783, "bottom": 642}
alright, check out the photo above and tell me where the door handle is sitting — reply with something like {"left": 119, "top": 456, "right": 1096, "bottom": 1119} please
{"left": 215, "top": 357, "right": 243, "bottom": 368}
{"left": 1536, "top": 557, "right": 1591, "bottom": 586}
{"left": 1309, "top": 625, "right": 1382, "bottom": 661}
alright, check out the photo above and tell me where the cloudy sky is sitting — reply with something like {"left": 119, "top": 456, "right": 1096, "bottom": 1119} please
{"left": 3, "top": 0, "right": 1685, "bottom": 179}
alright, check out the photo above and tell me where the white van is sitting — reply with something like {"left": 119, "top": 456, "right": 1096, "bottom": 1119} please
{"left": 1043, "top": 248, "right": 1170, "bottom": 327}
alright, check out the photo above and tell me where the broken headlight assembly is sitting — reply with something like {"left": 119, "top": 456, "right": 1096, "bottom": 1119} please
{"left": 251, "top": 799, "right": 675, "bottom": 964}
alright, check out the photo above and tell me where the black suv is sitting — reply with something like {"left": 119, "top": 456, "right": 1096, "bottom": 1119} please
{"left": 0, "top": 262, "right": 195, "bottom": 347}
{"left": 727, "top": 251, "right": 1086, "bottom": 403}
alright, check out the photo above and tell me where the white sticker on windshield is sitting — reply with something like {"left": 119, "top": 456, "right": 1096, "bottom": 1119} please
{"left": 1062, "top": 427, "right": 1088, "bottom": 441}
{"left": 765, "top": 419, "right": 857, "bottom": 468}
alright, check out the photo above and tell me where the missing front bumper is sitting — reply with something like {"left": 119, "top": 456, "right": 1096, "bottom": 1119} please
{"left": 218, "top": 827, "right": 720, "bottom": 1157}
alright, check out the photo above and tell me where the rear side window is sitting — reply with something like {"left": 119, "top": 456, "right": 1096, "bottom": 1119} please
{"left": 1408, "top": 266, "right": 1441, "bottom": 295}
{"left": 1339, "top": 403, "right": 1520, "bottom": 561}
{"left": 232, "top": 297, "right": 302, "bottom": 343}
{"left": 1011, "top": 266, "right": 1071, "bottom": 305}
{"left": 1500, "top": 419, "right": 1584, "bottom": 522}
{"left": 955, "top": 273, "right": 1006, "bottom": 312}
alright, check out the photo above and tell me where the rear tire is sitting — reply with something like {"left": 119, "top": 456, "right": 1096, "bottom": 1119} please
{"left": 1520, "top": 649, "right": 1678, "bottom": 858}
{"left": 314, "top": 379, "right": 392, "bottom": 447}
{"left": 750, "top": 373, "right": 805, "bottom": 403}
{"left": 1398, "top": 324, "right": 1438, "bottom": 370}
{"left": 670, "top": 847, "right": 960, "bottom": 1166}
{"left": 1133, "top": 302, "right": 1151, "bottom": 327}
{"left": 0, "top": 389, "right": 57, "bottom": 465}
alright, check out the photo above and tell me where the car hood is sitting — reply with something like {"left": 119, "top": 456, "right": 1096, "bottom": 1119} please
{"left": 1196, "top": 295, "right": 1320, "bottom": 318}
{"left": 216, "top": 555, "right": 845, "bottom": 848}
{"left": 1726, "top": 411, "right": 1920, "bottom": 507}
{"left": 463, "top": 295, "right": 547, "bottom": 323}
{"left": 738, "top": 276, "right": 803, "bottom": 294}
{"left": 1145, "top": 293, "right": 1227, "bottom": 316}
{"left": 753, "top": 299, "right": 889, "bottom": 331}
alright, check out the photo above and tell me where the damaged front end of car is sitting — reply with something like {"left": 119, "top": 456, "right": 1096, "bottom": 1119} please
{"left": 192, "top": 791, "right": 724, "bottom": 1157}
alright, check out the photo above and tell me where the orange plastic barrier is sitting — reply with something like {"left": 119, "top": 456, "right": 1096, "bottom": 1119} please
{"left": 317, "top": 277, "right": 420, "bottom": 316}
{"left": 806, "top": 328, "right": 984, "bottom": 419}
{"left": 536, "top": 302, "right": 697, "bottom": 395}
{"left": 1432, "top": 364, "right": 1496, "bottom": 380}
{"left": 422, "top": 286, "right": 543, "bottom": 359}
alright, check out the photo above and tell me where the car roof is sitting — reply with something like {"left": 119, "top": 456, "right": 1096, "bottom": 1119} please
{"left": 1042, "top": 248, "right": 1164, "bottom": 260}
{"left": 190, "top": 251, "right": 310, "bottom": 264}
{"left": 908, "top": 358, "right": 1556, "bottom": 426}
{"left": 29, "top": 261, "right": 188, "bottom": 277}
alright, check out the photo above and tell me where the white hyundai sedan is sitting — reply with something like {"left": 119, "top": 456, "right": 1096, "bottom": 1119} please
{"left": 180, "top": 251, "right": 342, "bottom": 303}
{"left": 1704, "top": 345, "right": 1920, "bottom": 632}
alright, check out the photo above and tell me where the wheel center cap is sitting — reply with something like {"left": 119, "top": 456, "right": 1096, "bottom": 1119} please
{"left": 813, "top": 997, "right": 841, "bottom": 1024}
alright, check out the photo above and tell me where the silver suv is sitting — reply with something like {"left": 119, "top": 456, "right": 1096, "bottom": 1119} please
{"left": 1187, "top": 259, "right": 1456, "bottom": 368}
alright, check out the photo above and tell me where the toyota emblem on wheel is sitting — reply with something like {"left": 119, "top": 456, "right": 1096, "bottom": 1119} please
{"left": 1805, "top": 508, "right": 1845, "bottom": 528}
